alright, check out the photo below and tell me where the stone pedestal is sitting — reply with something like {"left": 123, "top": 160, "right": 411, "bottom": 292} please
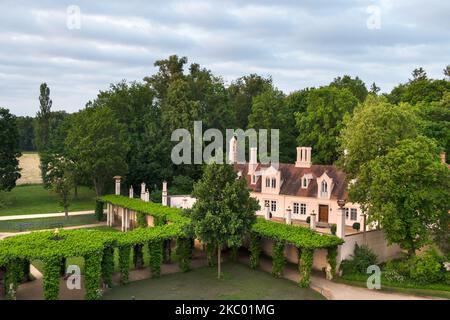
{"left": 129, "top": 186, "right": 134, "bottom": 198}
{"left": 337, "top": 208, "right": 346, "bottom": 239}
{"left": 285, "top": 209, "right": 292, "bottom": 225}
{"left": 113, "top": 176, "right": 121, "bottom": 195}
{"left": 310, "top": 213, "right": 316, "bottom": 229}
{"left": 264, "top": 204, "right": 270, "bottom": 220}
{"left": 162, "top": 181, "right": 168, "bottom": 206}
{"left": 140, "top": 182, "right": 146, "bottom": 200}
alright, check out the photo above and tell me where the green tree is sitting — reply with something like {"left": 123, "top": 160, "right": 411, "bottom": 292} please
{"left": 65, "top": 107, "right": 129, "bottom": 196}
{"left": 330, "top": 75, "right": 368, "bottom": 103}
{"left": 228, "top": 74, "right": 272, "bottom": 129}
{"left": 16, "top": 116, "right": 36, "bottom": 151}
{"left": 248, "top": 87, "right": 296, "bottom": 162}
{"left": 35, "top": 83, "right": 52, "bottom": 151}
{"left": 417, "top": 92, "right": 450, "bottom": 156}
{"left": 44, "top": 155, "right": 75, "bottom": 219}
{"left": 295, "top": 86, "right": 358, "bottom": 164}
{"left": 350, "top": 136, "right": 449, "bottom": 256}
{"left": 0, "top": 108, "right": 21, "bottom": 192}
{"left": 388, "top": 68, "right": 450, "bottom": 105}
{"left": 338, "top": 95, "right": 419, "bottom": 179}
{"left": 369, "top": 82, "right": 380, "bottom": 95}
{"left": 191, "top": 163, "right": 259, "bottom": 278}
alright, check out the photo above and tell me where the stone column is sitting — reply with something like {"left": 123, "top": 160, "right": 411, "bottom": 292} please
{"left": 106, "top": 203, "right": 110, "bottom": 226}
{"left": 121, "top": 207, "right": 125, "bottom": 232}
{"left": 162, "top": 181, "right": 168, "bottom": 206}
{"left": 113, "top": 176, "right": 121, "bottom": 195}
{"left": 140, "top": 182, "right": 146, "bottom": 200}
{"left": 129, "top": 186, "right": 134, "bottom": 198}
{"left": 309, "top": 212, "right": 316, "bottom": 230}
{"left": 286, "top": 207, "right": 292, "bottom": 225}
{"left": 264, "top": 202, "right": 270, "bottom": 220}
{"left": 145, "top": 190, "right": 150, "bottom": 202}
{"left": 337, "top": 207, "right": 346, "bottom": 239}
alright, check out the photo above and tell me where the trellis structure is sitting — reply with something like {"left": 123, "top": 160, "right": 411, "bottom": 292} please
{"left": 0, "top": 195, "right": 342, "bottom": 299}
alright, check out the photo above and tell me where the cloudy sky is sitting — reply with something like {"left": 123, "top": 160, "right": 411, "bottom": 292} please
{"left": 1, "top": 0, "right": 449, "bottom": 116}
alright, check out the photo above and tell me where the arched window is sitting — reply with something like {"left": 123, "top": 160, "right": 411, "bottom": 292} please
{"left": 321, "top": 180, "right": 328, "bottom": 193}
{"left": 271, "top": 178, "right": 277, "bottom": 188}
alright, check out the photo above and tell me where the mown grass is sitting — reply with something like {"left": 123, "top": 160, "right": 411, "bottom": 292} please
{"left": 103, "top": 262, "right": 325, "bottom": 300}
{"left": 0, "top": 184, "right": 96, "bottom": 216}
{"left": 0, "top": 214, "right": 102, "bottom": 232}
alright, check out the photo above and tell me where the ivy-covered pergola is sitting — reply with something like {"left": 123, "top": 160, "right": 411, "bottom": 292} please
{"left": 0, "top": 195, "right": 342, "bottom": 300}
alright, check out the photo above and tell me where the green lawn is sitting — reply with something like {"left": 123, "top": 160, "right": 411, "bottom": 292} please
{"left": 336, "top": 273, "right": 450, "bottom": 299}
{"left": 103, "top": 262, "right": 325, "bottom": 300}
{"left": 0, "top": 184, "right": 97, "bottom": 216}
{"left": 0, "top": 214, "right": 102, "bottom": 232}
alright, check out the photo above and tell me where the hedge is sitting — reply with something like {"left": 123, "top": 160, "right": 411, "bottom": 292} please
{"left": 0, "top": 195, "right": 343, "bottom": 298}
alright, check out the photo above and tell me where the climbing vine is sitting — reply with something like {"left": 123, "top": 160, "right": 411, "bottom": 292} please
{"left": 4, "top": 258, "right": 22, "bottom": 300}
{"left": 95, "top": 200, "right": 104, "bottom": 221}
{"left": 101, "top": 246, "right": 114, "bottom": 288}
{"left": 299, "top": 248, "right": 314, "bottom": 288}
{"left": 84, "top": 253, "right": 102, "bottom": 300}
{"left": 327, "top": 246, "right": 338, "bottom": 277}
{"left": 136, "top": 212, "right": 148, "bottom": 228}
{"left": 175, "top": 237, "right": 192, "bottom": 272}
{"left": 43, "top": 256, "right": 61, "bottom": 300}
{"left": 133, "top": 244, "right": 144, "bottom": 269}
{"left": 148, "top": 239, "right": 163, "bottom": 278}
{"left": 118, "top": 245, "right": 131, "bottom": 284}
{"left": 271, "top": 240, "right": 285, "bottom": 278}
{"left": 249, "top": 233, "right": 261, "bottom": 269}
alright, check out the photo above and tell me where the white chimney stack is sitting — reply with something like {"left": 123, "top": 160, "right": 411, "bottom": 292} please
{"left": 162, "top": 181, "right": 168, "bottom": 206}
{"left": 249, "top": 147, "right": 258, "bottom": 174}
{"left": 140, "top": 182, "right": 146, "bottom": 200}
{"left": 295, "top": 147, "right": 312, "bottom": 168}
{"left": 229, "top": 136, "right": 237, "bottom": 164}
{"left": 129, "top": 186, "right": 134, "bottom": 198}
{"left": 113, "top": 176, "right": 121, "bottom": 195}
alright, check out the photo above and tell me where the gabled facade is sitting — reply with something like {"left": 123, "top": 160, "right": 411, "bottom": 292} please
{"left": 233, "top": 146, "right": 363, "bottom": 228}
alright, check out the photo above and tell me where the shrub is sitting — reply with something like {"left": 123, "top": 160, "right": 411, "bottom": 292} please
{"left": 95, "top": 200, "right": 104, "bottom": 221}
{"left": 330, "top": 224, "right": 337, "bottom": 235}
{"left": 340, "top": 244, "right": 377, "bottom": 274}
{"left": 383, "top": 269, "right": 406, "bottom": 283}
{"left": 352, "top": 222, "right": 360, "bottom": 231}
{"left": 271, "top": 240, "right": 285, "bottom": 278}
{"left": 409, "top": 249, "right": 444, "bottom": 284}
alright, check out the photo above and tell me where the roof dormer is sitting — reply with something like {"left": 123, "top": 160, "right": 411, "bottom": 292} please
{"left": 261, "top": 165, "right": 281, "bottom": 195}
{"left": 301, "top": 173, "right": 313, "bottom": 189}
{"left": 316, "top": 172, "right": 333, "bottom": 199}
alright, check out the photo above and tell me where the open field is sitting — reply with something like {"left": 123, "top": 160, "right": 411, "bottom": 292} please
{"left": 17, "top": 152, "right": 42, "bottom": 185}
{"left": 103, "top": 262, "right": 325, "bottom": 300}
{"left": 0, "top": 214, "right": 101, "bottom": 232}
{"left": 0, "top": 184, "right": 96, "bottom": 216}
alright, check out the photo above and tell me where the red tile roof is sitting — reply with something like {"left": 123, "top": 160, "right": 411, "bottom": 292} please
{"left": 234, "top": 163, "right": 348, "bottom": 200}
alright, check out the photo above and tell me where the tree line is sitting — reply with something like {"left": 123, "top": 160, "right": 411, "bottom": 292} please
{"left": 1, "top": 57, "right": 448, "bottom": 254}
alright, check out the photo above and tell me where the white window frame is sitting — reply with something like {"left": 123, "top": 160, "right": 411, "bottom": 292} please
{"left": 350, "top": 208, "right": 357, "bottom": 221}
{"left": 271, "top": 178, "right": 276, "bottom": 188}
{"left": 271, "top": 200, "right": 277, "bottom": 212}
{"left": 293, "top": 202, "right": 299, "bottom": 214}
{"left": 265, "top": 177, "right": 270, "bottom": 188}
{"left": 300, "top": 203, "right": 306, "bottom": 215}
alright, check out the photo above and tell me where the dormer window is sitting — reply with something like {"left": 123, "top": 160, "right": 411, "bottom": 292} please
{"left": 271, "top": 178, "right": 276, "bottom": 188}
{"left": 303, "top": 178, "right": 308, "bottom": 188}
{"left": 265, "top": 177, "right": 270, "bottom": 187}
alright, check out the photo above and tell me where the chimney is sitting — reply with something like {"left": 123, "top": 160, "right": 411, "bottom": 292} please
{"left": 113, "top": 176, "right": 121, "bottom": 195}
{"left": 140, "top": 182, "right": 146, "bottom": 200}
{"left": 441, "top": 151, "right": 446, "bottom": 164}
{"left": 249, "top": 147, "right": 258, "bottom": 175}
{"left": 295, "top": 147, "right": 312, "bottom": 168}
{"left": 229, "top": 136, "right": 237, "bottom": 164}
{"left": 162, "top": 181, "right": 168, "bottom": 206}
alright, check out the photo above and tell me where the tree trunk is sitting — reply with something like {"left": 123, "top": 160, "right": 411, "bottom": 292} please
{"left": 217, "top": 246, "right": 221, "bottom": 279}
{"left": 73, "top": 184, "right": 78, "bottom": 200}
{"left": 64, "top": 206, "right": 69, "bottom": 219}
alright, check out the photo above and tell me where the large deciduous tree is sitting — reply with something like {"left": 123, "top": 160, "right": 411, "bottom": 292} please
{"left": 44, "top": 155, "right": 75, "bottom": 219}
{"left": 295, "top": 86, "right": 358, "bottom": 164}
{"left": 338, "top": 95, "right": 419, "bottom": 179}
{"left": 0, "top": 108, "right": 21, "bottom": 192}
{"left": 350, "top": 136, "right": 449, "bottom": 256}
{"left": 191, "top": 163, "right": 259, "bottom": 278}
{"left": 330, "top": 75, "right": 368, "bottom": 103}
{"left": 228, "top": 74, "right": 272, "bottom": 129}
{"left": 65, "top": 107, "right": 129, "bottom": 196}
